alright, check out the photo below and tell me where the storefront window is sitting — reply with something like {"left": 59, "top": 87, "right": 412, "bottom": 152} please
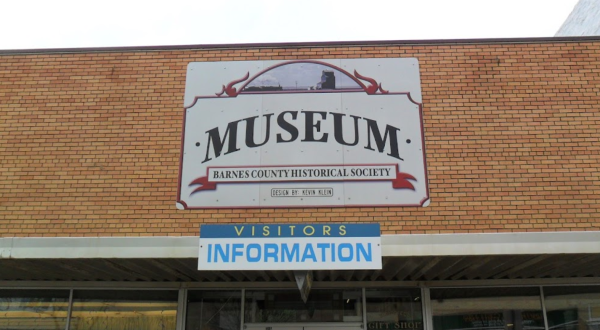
{"left": 186, "top": 290, "right": 241, "bottom": 330}
{"left": 69, "top": 289, "right": 178, "bottom": 330}
{"left": 366, "top": 289, "right": 423, "bottom": 330}
{"left": 431, "top": 287, "right": 544, "bottom": 330}
{"left": 0, "top": 289, "right": 70, "bottom": 330}
{"left": 544, "top": 285, "right": 600, "bottom": 330}
{"left": 244, "top": 289, "right": 362, "bottom": 323}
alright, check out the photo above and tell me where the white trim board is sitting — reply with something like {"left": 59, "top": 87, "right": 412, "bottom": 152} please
{"left": 0, "top": 236, "right": 199, "bottom": 259}
{"left": 381, "top": 231, "right": 600, "bottom": 256}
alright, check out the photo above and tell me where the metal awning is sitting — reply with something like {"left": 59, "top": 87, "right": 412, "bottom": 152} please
{"left": 1, "top": 232, "right": 600, "bottom": 284}
{"left": 1, "top": 254, "right": 600, "bottom": 283}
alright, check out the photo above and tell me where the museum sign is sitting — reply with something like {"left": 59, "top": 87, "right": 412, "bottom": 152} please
{"left": 177, "top": 58, "right": 429, "bottom": 208}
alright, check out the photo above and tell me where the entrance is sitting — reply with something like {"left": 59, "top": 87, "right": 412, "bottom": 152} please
{"left": 245, "top": 324, "right": 363, "bottom": 330}
{"left": 185, "top": 288, "right": 424, "bottom": 330}
{"left": 243, "top": 289, "right": 363, "bottom": 324}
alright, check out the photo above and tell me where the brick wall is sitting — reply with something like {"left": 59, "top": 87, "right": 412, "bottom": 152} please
{"left": 1, "top": 40, "right": 599, "bottom": 237}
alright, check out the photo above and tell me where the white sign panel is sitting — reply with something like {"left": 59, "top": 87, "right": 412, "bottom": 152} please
{"left": 178, "top": 58, "right": 429, "bottom": 209}
{"left": 198, "top": 224, "right": 382, "bottom": 271}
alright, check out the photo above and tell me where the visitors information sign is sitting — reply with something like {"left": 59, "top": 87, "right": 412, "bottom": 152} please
{"left": 178, "top": 58, "right": 429, "bottom": 209}
{"left": 197, "top": 224, "right": 382, "bottom": 271}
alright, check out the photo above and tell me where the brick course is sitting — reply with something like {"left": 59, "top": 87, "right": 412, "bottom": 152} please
{"left": 1, "top": 40, "right": 599, "bottom": 236}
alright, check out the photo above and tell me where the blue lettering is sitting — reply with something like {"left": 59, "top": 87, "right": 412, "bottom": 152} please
{"left": 247, "top": 243, "right": 261, "bottom": 262}
{"left": 301, "top": 244, "right": 317, "bottom": 262}
{"left": 232, "top": 243, "right": 244, "bottom": 262}
{"left": 356, "top": 243, "right": 372, "bottom": 261}
{"left": 317, "top": 243, "right": 331, "bottom": 261}
{"left": 338, "top": 243, "right": 353, "bottom": 262}
{"left": 282, "top": 243, "right": 300, "bottom": 262}
{"left": 215, "top": 244, "right": 230, "bottom": 262}
{"left": 331, "top": 243, "right": 335, "bottom": 262}
{"left": 206, "top": 241, "right": 373, "bottom": 265}
{"left": 264, "top": 243, "right": 279, "bottom": 262}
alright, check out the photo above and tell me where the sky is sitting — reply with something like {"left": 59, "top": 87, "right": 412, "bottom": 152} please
{"left": 0, "top": 0, "right": 579, "bottom": 50}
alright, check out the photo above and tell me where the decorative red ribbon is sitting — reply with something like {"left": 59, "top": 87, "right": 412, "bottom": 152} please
{"left": 189, "top": 176, "right": 217, "bottom": 194}
{"left": 392, "top": 172, "right": 417, "bottom": 190}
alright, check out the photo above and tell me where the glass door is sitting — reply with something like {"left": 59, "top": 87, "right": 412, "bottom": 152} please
{"left": 245, "top": 324, "right": 362, "bottom": 330}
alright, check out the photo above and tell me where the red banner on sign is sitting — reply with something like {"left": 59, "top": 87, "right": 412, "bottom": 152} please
{"left": 189, "top": 164, "right": 416, "bottom": 195}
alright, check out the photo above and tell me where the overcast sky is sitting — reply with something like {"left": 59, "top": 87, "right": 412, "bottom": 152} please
{"left": 1, "top": 0, "right": 579, "bottom": 50}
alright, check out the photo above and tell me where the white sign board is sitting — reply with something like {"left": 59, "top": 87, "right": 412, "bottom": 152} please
{"left": 178, "top": 58, "right": 429, "bottom": 209}
{"left": 198, "top": 224, "right": 382, "bottom": 271}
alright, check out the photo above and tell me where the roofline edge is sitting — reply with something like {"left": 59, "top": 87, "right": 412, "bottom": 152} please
{"left": 2, "top": 36, "right": 600, "bottom": 55}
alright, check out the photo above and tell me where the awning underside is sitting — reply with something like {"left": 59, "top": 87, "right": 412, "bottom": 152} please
{"left": 0, "top": 254, "right": 598, "bottom": 282}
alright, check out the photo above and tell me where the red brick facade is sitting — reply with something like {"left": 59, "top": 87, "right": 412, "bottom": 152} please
{"left": 1, "top": 39, "right": 599, "bottom": 237}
